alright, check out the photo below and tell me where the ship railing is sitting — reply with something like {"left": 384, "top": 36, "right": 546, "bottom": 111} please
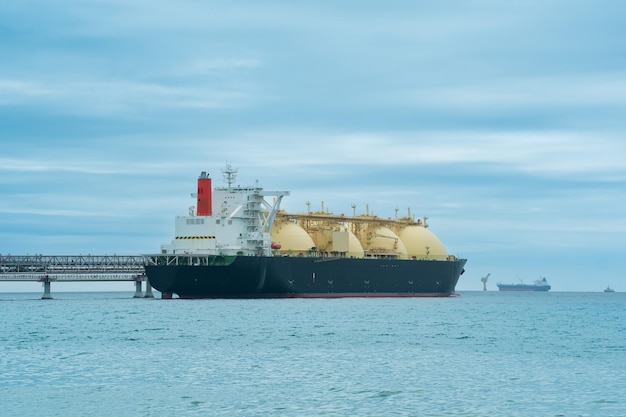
{"left": 144, "top": 254, "right": 232, "bottom": 267}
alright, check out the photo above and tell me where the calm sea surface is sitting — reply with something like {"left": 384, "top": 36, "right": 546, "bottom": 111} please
{"left": 1, "top": 291, "right": 624, "bottom": 417}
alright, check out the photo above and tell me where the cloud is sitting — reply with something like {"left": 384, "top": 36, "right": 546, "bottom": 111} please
{"left": 0, "top": 80, "right": 53, "bottom": 103}
{"left": 169, "top": 59, "right": 263, "bottom": 76}
{"left": 0, "top": 77, "right": 257, "bottom": 114}
{"left": 212, "top": 129, "right": 626, "bottom": 179}
{"left": 394, "top": 75, "right": 626, "bottom": 111}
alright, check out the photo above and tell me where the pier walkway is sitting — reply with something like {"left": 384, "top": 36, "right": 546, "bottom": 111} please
{"left": 0, "top": 254, "right": 153, "bottom": 299}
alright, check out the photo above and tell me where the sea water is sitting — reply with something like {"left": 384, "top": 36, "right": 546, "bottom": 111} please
{"left": 1, "top": 291, "right": 624, "bottom": 417}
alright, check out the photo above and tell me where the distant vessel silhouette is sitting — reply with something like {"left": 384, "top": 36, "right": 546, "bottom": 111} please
{"left": 497, "top": 277, "right": 551, "bottom": 292}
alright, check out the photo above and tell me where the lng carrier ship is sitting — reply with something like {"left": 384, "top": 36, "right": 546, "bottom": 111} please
{"left": 144, "top": 166, "right": 466, "bottom": 299}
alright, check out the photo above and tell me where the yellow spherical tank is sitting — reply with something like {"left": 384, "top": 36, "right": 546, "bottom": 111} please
{"left": 364, "top": 226, "right": 408, "bottom": 259}
{"left": 270, "top": 220, "right": 316, "bottom": 255}
{"left": 346, "top": 230, "right": 365, "bottom": 258}
{"left": 398, "top": 225, "right": 448, "bottom": 260}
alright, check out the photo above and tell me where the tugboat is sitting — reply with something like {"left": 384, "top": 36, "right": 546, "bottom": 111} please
{"left": 144, "top": 165, "right": 466, "bottom": 299}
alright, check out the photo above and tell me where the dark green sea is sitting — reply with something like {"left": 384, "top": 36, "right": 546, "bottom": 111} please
{"left": 1, "top": 291, "right": 624, "bottom": 416}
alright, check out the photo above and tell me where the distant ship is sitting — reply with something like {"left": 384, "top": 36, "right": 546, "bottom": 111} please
{"left": 604, "top": 286, "right": 615, "bottom": 293}
{"left": 144, "top": 166, "right": 466, "bottom": 299}
{"left": 497, "top": 277, "right": 551, "bottom": 292}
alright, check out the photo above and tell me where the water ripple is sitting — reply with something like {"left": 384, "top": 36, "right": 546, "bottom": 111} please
{"left": 1, "top": 291, "right": 624, "bottom": 416}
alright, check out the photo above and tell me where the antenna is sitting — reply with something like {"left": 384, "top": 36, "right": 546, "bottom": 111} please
{"left": 222, "top": 163, "right": 238, "bottom": 189}
{"left": 481, "top": 273, "right": 490, "bottom": 291}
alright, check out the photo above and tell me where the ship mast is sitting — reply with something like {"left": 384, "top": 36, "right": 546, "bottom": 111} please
{"left": 222, "top": 163, "right": 238, "bottom": 190}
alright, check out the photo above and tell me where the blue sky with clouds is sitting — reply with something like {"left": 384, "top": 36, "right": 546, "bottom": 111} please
{"left": 1, "top": 1, "right": 625, "bottom": 292}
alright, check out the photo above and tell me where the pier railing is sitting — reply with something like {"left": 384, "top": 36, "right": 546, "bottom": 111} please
{"left": 0, "top": 254, "right": 145, "bottom": 274}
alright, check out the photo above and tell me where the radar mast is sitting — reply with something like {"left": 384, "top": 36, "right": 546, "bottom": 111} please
{"left": 222, "top": 163, "right": 238, "bottom": 189}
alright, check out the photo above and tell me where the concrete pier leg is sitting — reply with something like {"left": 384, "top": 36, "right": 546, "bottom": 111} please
{"left": 144, "top": 281, "right": 154, "bottom": 298}
{"left": 133, "top": 280, "right": 143, "bottom": 298}
{"left": 42, "top": 279, "right": 53, "bottom": 300}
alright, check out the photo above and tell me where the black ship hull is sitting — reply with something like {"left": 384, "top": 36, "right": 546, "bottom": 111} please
{"left": 144, "top": 256, "right": 466, "bottom": 298}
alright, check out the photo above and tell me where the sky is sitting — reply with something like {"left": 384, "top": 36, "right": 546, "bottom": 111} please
{"left": 1, "top": 1, "right": 625, "bottom": 292}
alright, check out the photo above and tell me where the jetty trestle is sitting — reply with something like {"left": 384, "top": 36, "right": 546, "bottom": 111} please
{"left": 0, "top": 254, "right": 156, "bottom": 299}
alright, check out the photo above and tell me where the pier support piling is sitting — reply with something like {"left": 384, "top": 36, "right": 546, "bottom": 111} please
{"left": 42, "top": 278, "right": 53, "bottom": 300}
{"left": 144, "top": 280, "right": 154, "bottom": 298}
{"left": 133, "top": 280, "right": 143, "bottom": 298}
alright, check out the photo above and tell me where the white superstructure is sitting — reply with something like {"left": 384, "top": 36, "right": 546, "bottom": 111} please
{"left": 161, "top": 166, "right": 288, "bottom": 256}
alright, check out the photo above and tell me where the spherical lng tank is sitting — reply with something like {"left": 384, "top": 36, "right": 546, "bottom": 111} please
{"left": 270, "top": 219, "right": 316, "bottom": 255}
{"left": 345, "top": 229, "right": 365, "bottom": 258}
{"left": 397, "top": 225, "right": 448, "bottom": 260}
